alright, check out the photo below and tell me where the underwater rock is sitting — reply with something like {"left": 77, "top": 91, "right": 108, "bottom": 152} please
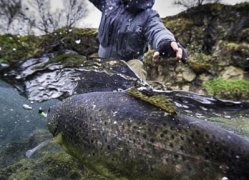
{"left": 0, "top": 129, "right": 108, "bottom": 180}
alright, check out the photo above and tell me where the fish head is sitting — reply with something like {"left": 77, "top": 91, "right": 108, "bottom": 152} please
{"left": 47, "top": 103, "right": 61, "bottom": 136}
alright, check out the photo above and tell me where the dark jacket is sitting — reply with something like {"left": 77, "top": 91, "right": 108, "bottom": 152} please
{"left": 89, "top": 0, "right": 176, "bottom": 61}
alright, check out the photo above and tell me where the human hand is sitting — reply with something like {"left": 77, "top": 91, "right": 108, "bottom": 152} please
{"left": 153, "top": 40, "right": 187, "bottom": 63}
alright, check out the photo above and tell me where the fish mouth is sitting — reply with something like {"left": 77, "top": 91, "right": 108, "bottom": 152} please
{"left": 47, "top": 106, "right": 59, "bottom": 136}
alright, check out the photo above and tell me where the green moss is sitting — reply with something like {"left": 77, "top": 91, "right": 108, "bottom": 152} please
{"left": 211, "top": 3, "right": 222, "bottom": 12}
{"left": 49, "top": 53, "right": 87, "bottom": 67}
{"left": 0, "top": 151, "right": 108, "bottom": 180}
{"left": 242, "top": 28, "right": 249, "bottom": 36}
{"left": 189, "top": 62, "right": 212, "bottom": 73}
{"left": 0, "top": 34, "right": 42, "bottom": 63}
{"left": 187, "top": 53, "right": 213, "bottom": 73}
{"left": 0, "top": 27, "right": 99, "bottom": 68}
{"left": 226, "top": 42, "right": 249, "bottom": 55}
{"left": 0, "top": 58, "right": 8, "bottom": 63}
{"left": 163, "top": 18, "right": 193, "bottom": 32}
{"left": 39, "top": 27, "right": 98, "bottom": 57}
{"left": 203, "top": 77, "right": 249, "bottom": 100}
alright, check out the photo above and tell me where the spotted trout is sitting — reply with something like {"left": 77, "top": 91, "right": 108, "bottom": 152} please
{"left": 47, "top": 90, "right": 249, "bottom": 180}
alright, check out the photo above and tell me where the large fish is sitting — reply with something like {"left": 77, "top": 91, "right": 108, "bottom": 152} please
{"left": 47, "top": 88, "right": 249, "bottom": 180}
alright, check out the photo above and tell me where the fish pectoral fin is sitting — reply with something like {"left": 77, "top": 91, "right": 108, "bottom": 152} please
{"left": 51, "top": 132, "right": 64, "bottom": 144}
{"left": 52, "top": 132, "right": 70, "bottom": 153}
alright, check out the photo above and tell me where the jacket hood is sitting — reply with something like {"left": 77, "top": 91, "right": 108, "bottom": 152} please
{"left": 121, "top": 0, "right": 155, "bottom": 12}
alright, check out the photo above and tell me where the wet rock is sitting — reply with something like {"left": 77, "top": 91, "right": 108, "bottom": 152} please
{"left": 2, "top": 51, "right": 144, "bottom": 102}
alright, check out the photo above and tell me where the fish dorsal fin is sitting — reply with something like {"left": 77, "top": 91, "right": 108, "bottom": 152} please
{"left": 126, "top": 87, "right": 177, "bottom": 115}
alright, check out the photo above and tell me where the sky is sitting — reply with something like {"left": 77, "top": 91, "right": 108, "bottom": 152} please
{"left": 83, "top": 0, "right": 248, "bottom": 28}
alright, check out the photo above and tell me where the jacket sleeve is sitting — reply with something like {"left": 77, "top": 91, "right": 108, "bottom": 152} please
{"left": 89, "top": 0, "right": 106, "bottom": 12}
{"left": 144, "top": 9, "right": 176, "bottom": 50}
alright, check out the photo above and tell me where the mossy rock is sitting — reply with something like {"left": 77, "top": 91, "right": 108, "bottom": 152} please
{"left": 48, "top": 53, "right": 88, "bottom": 67}
{"left": 241, "top": 28, "right": 249, "bottom": 42}
{"left": 0, "top": 34, "right": 42, "bottom": 63}
{"left": 40, "top": 27, "right": 98, "bottom": 56}
{"left": 226, "top": 42, "right": 249, "bottom": 56}
{"left": 203, "top": 77, "right": 249, "bottom": 100}
{"left": 0, "top": 152, "right": 108, "bottom": 180}
{"left": 0, "top": 129, "right": 108, "bottom": 180}
{"left": 188, "top": 62, "right": 212, "bottom": 73}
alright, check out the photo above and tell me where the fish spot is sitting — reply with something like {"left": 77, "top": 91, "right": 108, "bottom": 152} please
{"left": 92, "top": 152, "right": 95, "bottom": 156}
{"left": 142, "top": 134, "right": 147, "bottom": 139}
{"left": 142, "top": 122, "right": 147, "bottom": 126}
{"left": 162, "top": 123, "right": 167, "bottom": 127}
{"left": 180, "top": 135, "right": 184, "bottom": 141}
{"left": 149, "top": 166, "right": 154, "bottom": 172}
{"left": 196, "top": 130, "right": 200, "bottom": 135}
{"left": 171, "top": 134, "right": 175, "bottom": 140}
{"left": 169, "top": 142, "right": 174, "bottom": 148}
{"left": 205, "top": 147, "right": 210, "bottom": 153}
{"left": 104, "top": 121, "right": 108, "bottom": 125}
{"left": 150, "top": 138, "right": 155, "bottom": 143}
{"left": 180, "top": 146, "right": 184, "bottom": 151}
{"left": 107, "top": 145, "right": 111, "bottom": 150}
{"left": 174, "top": 154, "right": 179, "bottom": 159}
{"left": 141, "top": 143, "right": 145, "bottom": 149}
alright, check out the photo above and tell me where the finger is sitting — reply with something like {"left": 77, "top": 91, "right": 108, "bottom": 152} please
{"left": 170, "top": 41, "right": 179, "bottom": 51}
{"left": 176, "top": 48, "right": 183, "bottom": 60}
{"left": 153, "top": 51, "right": 160, "bottom": 59}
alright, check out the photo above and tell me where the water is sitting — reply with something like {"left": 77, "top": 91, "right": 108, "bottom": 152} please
{"left": 0, "top": 55, "right": 249, "bottom": 179}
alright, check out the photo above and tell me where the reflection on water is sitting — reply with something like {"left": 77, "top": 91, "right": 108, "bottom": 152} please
{"left": 169, "top": 90, "right": 249, "bottom": 139}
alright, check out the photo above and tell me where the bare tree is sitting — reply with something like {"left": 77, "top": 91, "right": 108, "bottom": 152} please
{"left": 21, "top": 0, "right": 88, "bottom": 34}
{"left": 0, "top": 0, "right": 22, "bottom": 33}
{"left": 63, "top": 0, "right": 88, "bottom": 28}
{"left": 173, "top": 0, "right": 221, "bottom": 8}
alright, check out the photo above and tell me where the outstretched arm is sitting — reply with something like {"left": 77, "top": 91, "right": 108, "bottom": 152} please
{"left": 144, "top": 10, "right": 187, "bottom": 62}
{"left": 89, "top": 0, "right": 106, "bottom": 12}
